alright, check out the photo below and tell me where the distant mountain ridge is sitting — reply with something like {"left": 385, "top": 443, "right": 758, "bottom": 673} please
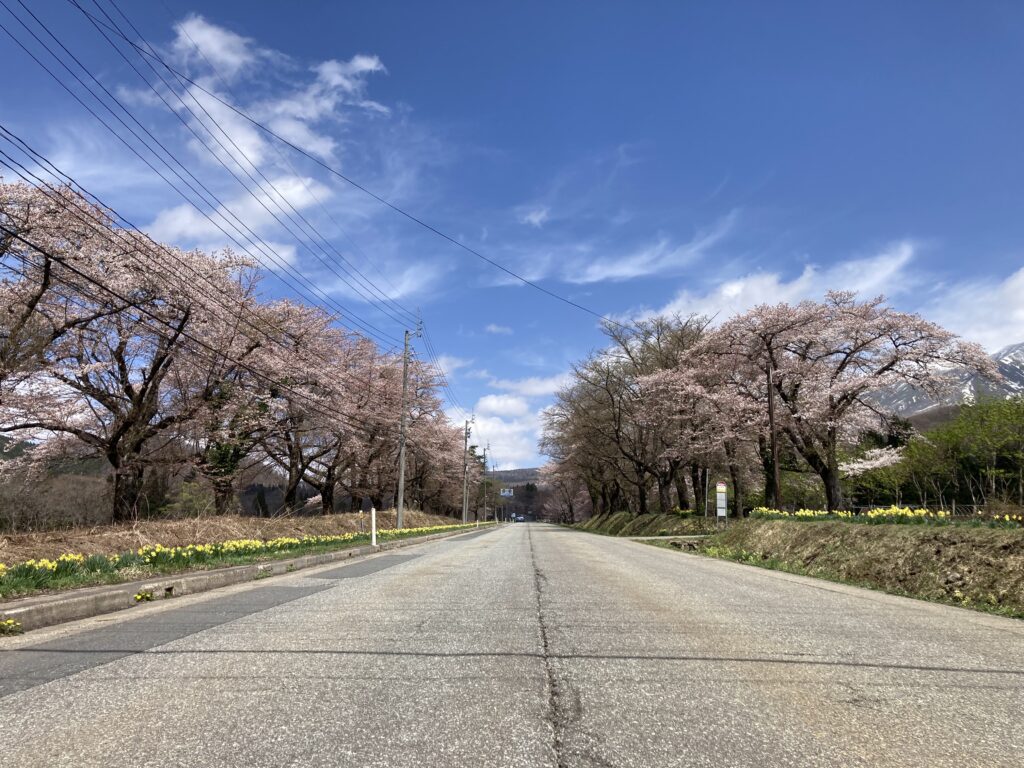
{"left": 876, "top": 341, "right": 1024, "bottom": 418}
{"left": 489, "top": 467, "right": 541, "bottom": 485}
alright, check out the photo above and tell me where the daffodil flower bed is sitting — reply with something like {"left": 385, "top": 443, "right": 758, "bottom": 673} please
{"left": 0, "top": 617, "right": 23, "bottom": 635}
{"left": 0, "top": 522, "right": 487, "bottom": 600}
{"left": 751, "top": 505, "right": 1024, "bottom": 527}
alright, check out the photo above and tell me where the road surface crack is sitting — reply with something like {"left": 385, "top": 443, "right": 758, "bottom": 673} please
{"left": 528, "top": 525, "right": 572, "bottom": 768}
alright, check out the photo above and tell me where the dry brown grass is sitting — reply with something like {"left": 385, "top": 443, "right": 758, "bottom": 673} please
{"left": 0, "top": 509, "right": 459, "bottom": 565}
{"left": 710, "top": 519, "right": 1024, "bottom": 616}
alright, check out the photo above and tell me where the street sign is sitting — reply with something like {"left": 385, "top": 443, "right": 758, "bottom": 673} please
{"left": 716, "top": 482, "right": 727, "bottom": 518}
{"left": 500, "top": 488, "right": 514, "bottom": 497}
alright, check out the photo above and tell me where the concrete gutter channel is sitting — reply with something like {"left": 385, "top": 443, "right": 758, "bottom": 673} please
{"left": 1, "top": 526, "right": 496, "bottom": 633}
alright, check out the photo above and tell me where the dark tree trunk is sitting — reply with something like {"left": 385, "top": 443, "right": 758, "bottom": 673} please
{"left": 725, "top": 443, "right": 744, "bottom": 518}
{"left": 822, "top": 464, "right": 844, "bottom": 512}
{"left": 759, "top": 434, "right": 777, "bottom": 509}
{"left": 321, "top": 466, "right": 336, "bottom": 515}
{"left": 636, "top": 481, "right": 648, "bottom": 516}
{"left": 674, "top": 477, "right": 691, "bottom": 510}
{"left": 283, "top": 469, "right": 302, "bottom": 514}
{"left": 111, "top": 462, "right": 145, "bottom": 524}
{"left": 212, "top": 476, "right": 235, "bottom": 516}
{"left": 657, "top": 474, "right": 673, "bottom": 514}
{"left": 690, "top": 464, "right": 705, "bottom": 515}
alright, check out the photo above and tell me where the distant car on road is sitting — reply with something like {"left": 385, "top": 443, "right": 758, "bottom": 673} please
{"left": 514, "top": 515, "right": 526, "bottom": 522}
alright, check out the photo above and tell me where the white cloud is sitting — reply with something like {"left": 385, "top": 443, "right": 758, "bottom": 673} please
{"left": 471, "top": 397, "right": 543, "bottom": 469}
{"left": 489, "top": 373, "right": 571, "bottom": 397}
{"left": 519, "top": 207, "right": 550, "bottom": 228}
{"left": 484, "top": 323, "right": 513, "bottom": 335}
{"left": 145, "top": 174, "right": 331, "bottom": 247}
{"left": 569, "top": 210, "right": 739, "bottom": 284}
{"left": 182, "top": 83, "right": 271, "bottom": 166}
{"left": 434, "top": 355, "right": 472, "bottom": 379}
{"left": 476, "top": 394, "right": 531, "bottom": 418}
{"left": 924, "top": 266, "right": 1024, "bottom": 352}
{"left": 650, "top": 239, "right": 917, "bottom": 321}
{"left": 171, "top": 15, "right": 263, "bottom": 80}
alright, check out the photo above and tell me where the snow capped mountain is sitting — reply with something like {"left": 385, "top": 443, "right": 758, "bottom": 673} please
{"left": 875, "top": 342, "right": 1024, "bottom": 417}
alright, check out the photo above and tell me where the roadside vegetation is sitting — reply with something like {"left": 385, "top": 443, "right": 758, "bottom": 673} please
{"left": 0, "top": 521, "right": 485, "bottom": 601}
{"left": 0, "top": 181, "right": 489, "bottom": 532}
{"left": 540, "top": 295, "right": 1021, "bottom": 522}
{"left": 577, "top": 511, "right": 715, "bottom": 537}
{"left": 650, "top": 519, "right": 1024, "bottom": 619}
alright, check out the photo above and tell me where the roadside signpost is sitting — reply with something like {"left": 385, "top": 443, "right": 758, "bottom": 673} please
{"left": 716, "top": 482, "right": 727, "bottom": 521}
{"left": 371, "top": 506, "right": 377, "bottom": 547}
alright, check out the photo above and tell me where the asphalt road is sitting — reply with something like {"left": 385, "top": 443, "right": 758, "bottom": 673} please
{"left": 1, "top": 523, "right": 1022, "bottom": 767}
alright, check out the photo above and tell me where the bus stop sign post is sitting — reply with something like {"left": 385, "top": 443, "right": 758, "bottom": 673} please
{"left": 716, "top": 482, "right": 727, "bottom": 524}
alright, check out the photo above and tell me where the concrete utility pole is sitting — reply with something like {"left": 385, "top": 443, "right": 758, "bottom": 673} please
{"left": 480, "top": 444, "right": 489, "bottom": 525}
{"left": 461, "top": 420, "right": 471, "bottom": 523}
{"left": 767, "top": 359, "right": 783, "bottom": 509}
{"left": 396, "top": 322, "right": 422, "bottom": 529}
{"left": 492, "top": 461, "right": 498, "bottom": 521}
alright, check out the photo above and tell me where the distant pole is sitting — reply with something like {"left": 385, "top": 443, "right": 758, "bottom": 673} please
{"left": 767, "top": 360, "right": 783, "bottom": 509}
{"left": 371, "top": 506, "right": 377, "bottom": 547}
{"left": 480, "top": 444, "right": 489, "bottom": 527}
{"left": 461, "top": 420, "right": 471, "bottom": 523}
{"left": 396, "top": 322, "right": 422, "bottom": 529}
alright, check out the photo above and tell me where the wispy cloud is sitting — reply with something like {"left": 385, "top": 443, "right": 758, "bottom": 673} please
{"left": 519, "top": 207, "right": 550, "bottom": 228}
{"left": 484, "top": 323, "right": 513, "bottom": 335}
{"left": 568, "top": 210, "right": 739, "bottom": 284}
{"left": 488, "top": 373, "right": 570, "bottom": 397}
{"left": 647, "top": 239, "right": 917, "bottom": 321}
{"left": 433, "top": 355, "right": 473, "bottom": 379}
{"left": 924, "top": 266, "right": 1024, "bottom": 352}
{"left": 171, "top": 15, "right": 267, "bottom": 81}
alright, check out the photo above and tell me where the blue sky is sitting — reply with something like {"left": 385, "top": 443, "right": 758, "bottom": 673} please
{"left": 3, "top": 0, "right": 1024, "bottom": 467}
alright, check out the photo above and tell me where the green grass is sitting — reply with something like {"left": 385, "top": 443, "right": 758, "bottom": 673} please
{"left": 577, "top": 511, "right": 716, "bottom": 537}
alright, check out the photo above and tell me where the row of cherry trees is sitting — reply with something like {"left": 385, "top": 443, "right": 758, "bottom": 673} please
{"left": 542, "top": 294, "right": 993, "bottom": 516}
{"left": 0, "top": 181, "right": 474, "bottom": 523}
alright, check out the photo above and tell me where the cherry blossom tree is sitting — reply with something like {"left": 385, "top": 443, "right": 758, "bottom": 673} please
{"left": 700, "top": 292, "right": 995, "bottom": 510}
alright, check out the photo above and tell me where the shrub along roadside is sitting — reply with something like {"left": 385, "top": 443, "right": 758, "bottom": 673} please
{"left": 0, "top": 523, "right": 489, "bottom": 602}
{"left": 648, "top": 519, "right": 1024, "bottom": 619}
{"left": 577, "top": 511, "right": 717, "bottom": 537}
{"left": 752, "top": 505, "right": 1024, "bottom": 527}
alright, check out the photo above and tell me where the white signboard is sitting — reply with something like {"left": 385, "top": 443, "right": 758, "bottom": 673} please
{"left": 500, "top": 488, "right": 514, "bottom": 498}
{"left": 715, "top": 481, "right": 727, "bottom": 518}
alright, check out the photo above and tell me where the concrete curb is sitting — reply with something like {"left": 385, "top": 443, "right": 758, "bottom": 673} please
{"left": 0, "top": 525, "right": 496, "bottom": 633}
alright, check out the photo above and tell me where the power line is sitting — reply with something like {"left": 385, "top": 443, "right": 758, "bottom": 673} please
{"left": 65, "top": 0, "right": 629, "bottom": 330}
{"left": 0, "top": 225, "right": 406, "bottom": 444}
{"left": 0, "top": 132, "right": 414, "bottom": 419}
{"left": 139, "top": 0, "right": 421, "bottom": 330}
{"left": 0, "top": 0, "right": 403, "bottom": 348}
{"left": 84, "top": 0, "right": 417, "bottom": 333}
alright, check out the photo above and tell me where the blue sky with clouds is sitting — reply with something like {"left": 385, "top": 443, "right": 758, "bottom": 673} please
{"left": 3, "top": 1, "right": 1024, "bottom": 467}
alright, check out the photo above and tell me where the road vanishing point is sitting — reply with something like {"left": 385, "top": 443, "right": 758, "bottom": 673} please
{"left": 1, "top": 524, "right": 1022, "bottom": 767}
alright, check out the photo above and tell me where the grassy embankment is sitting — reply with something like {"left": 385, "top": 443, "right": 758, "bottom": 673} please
{"left": 577, "top": 511, "right": 717, "bottom": 537}
{"left": 650, "top": 519, "right": 1024, "bottom": 619}
{"left": 0, "top": 511, "right": 486, "bottom": 609}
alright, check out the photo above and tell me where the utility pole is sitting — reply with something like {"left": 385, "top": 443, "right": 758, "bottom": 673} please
{"left": 461, "top": 420, "right": 471, "bottom": 523}
{"left": 480, "top": 443, "right": 489, "bottom": 526}
{"left": 396, "top": 321, "right": 422, "bottom": 529}
{"left": 767, "top": 359, "right": 782, "bottom": 509}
